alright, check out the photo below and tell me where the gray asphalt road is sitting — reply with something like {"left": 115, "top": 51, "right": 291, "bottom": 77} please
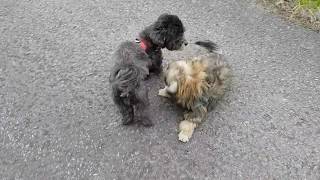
{"left": 1, "top": 0, "right": 320, "bottom": 179}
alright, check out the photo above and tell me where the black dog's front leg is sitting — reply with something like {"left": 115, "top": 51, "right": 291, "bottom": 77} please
{"left": 147, "top": 49, "right": 163, "bottom": 74}
{"left": 112, "top": 94, "right": 134, "bottom": 125}
{"left": 134, "top": 83, "right": 153, "bottom": 127}
{"left": 120, "top": 104, "right": 134, "bottom": 125}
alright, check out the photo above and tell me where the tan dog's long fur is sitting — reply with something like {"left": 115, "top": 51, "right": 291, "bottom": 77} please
{"left": 159, "top": 50, "right": 231, "bottom": 142}
{"left": 176, "top": 59, "right": 209, "bottom": 109}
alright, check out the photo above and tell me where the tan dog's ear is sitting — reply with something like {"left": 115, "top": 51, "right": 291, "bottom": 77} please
{"left": 167, "top": 81, "right": 178, "bottom": 94}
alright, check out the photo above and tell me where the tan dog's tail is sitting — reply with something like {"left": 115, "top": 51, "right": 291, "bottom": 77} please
{"left": 195, "top": 40, "right": 219, "bottom": 53}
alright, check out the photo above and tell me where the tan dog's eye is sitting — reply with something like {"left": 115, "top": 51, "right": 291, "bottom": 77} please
{"left": 163, "top": 62, "right": 169, "bottom": 71}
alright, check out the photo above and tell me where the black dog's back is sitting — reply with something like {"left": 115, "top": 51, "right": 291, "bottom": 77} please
{"left": 110, "top": 64, "right": 141, "bottom": 97}
{"left": 114, "top": 41, "right": 150, "bottom": 65}
{"left": 110, "top": 41, "right": 151, "bottom": 96}
{"left": 109, "top": 41, "right": 153, "bottom": 126}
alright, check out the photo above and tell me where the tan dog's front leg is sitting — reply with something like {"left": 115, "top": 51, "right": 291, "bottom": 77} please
{"left": 178, "top": 120, "right": 197, "bottom": 142}
{"left": 158, "top": 87, "right": 171, "bottom": 98}
{"left": 158, "top": 81, "right": 178, "bottom": 98}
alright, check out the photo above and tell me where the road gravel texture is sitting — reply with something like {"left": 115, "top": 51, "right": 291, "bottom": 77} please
{"left": 0, "top": 0, "right": 319, "bottom": 179}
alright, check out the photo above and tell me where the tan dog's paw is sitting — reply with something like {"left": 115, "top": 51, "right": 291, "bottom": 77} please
{"left": 178, "top": 120, "right": 196, "bottom": 143}
{"left": 158, "top": 88, "right": 170, "bottom": 98}
{"left": 178, "top": 131, "right": 191, "bottom": 142}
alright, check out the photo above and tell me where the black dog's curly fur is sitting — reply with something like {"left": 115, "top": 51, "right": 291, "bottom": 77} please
{"left": 109, "top": 14, "right": 187, "bottom": 126}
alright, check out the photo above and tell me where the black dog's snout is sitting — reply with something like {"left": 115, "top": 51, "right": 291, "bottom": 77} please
{"left": 184, "top": 41, "right": 188, "bottom": 46}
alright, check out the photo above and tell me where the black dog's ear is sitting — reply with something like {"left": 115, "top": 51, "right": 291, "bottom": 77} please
{"left": 149, "top": 25, "right": 167, "bottom": 47}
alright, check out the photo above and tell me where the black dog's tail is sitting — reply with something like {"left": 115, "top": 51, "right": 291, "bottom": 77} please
{"left": 195, "top": 40, "right": 219, "bottom": 53}
{"left": 110, "top": 64, "right": 141, "bottom": 97}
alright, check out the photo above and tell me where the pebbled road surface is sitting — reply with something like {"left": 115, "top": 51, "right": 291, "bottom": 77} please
{"left": 0, "top": 0, "right": 319, "bottom": 179}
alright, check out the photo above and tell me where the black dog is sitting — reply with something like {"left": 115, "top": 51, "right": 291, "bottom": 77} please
{"left": 109, "top": 14, "right": 187, "bottom": 126}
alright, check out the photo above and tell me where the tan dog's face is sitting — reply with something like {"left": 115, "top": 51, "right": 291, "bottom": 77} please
{"left": 164, "top": 61, "right": 191, "bottom": 86}
{"left": 161, "top": 58, "right": 209, "bottom": 109}
{"left": 158, "top": 61, "right": 186, "bottom": 98}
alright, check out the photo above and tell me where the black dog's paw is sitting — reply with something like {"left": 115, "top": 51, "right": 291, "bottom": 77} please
{"left": 140, "top": 118, "right": 153, "bottom": 127}
{"left": 122, "top": 117, "right": 134, "bottom": 125}
{"left": 151, "top": 68, "right": 162, "bottom": 75}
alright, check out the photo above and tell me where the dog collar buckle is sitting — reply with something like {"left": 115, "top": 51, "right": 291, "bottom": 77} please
{"left": 136, "top": 38, "right": 148, "bottom": 51}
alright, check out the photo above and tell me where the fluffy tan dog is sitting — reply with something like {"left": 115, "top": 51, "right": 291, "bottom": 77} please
{"left": 159, "top": 41, "right": 232, "bottom": 142}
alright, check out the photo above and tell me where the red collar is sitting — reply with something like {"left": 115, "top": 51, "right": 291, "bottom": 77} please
{"left": 136, "top": 38, "right": 148, "bottom": 51}
{"left": 140, "top": 40, "right": 148, "bottom": 51}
